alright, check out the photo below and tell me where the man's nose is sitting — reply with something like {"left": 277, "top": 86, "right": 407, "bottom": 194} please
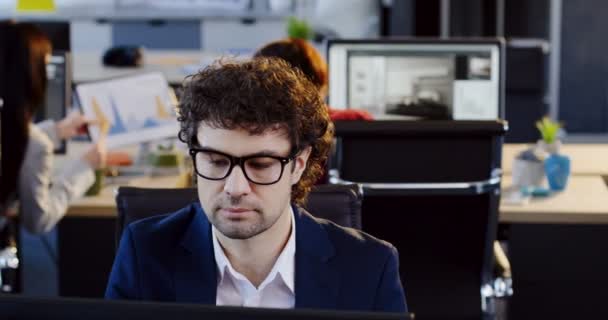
{"left": 223, "top": 165, "right": 252, "bottom": 197}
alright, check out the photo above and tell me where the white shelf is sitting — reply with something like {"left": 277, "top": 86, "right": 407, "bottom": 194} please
{"left": 0, "top": 0, "right": 290, "bottom": 21}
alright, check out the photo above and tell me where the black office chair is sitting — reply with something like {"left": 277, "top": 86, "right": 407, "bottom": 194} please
{"left": 114, "top": 184, "right": 362, "bottom": 248}
{"left": 332, "top": 120, "right": 508, "bottom": 320}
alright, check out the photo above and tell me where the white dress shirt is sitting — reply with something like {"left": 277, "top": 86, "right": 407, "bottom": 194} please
{"left": 212, "top": 208, "right": 296, "bottom": 309}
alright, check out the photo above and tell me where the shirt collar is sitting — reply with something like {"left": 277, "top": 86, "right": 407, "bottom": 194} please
{"left": 212, "top": 206, "right": 296, "bottom": 293}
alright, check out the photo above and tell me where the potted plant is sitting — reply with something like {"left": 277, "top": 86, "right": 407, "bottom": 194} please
{"left": 535, "top": 116, "right": 570, "bottom": 191}
{"left": 287, "top": 17, "right": 314, "bottom": 40}
{"left": 536, "top": 116, "right": 562, "bottom": 154}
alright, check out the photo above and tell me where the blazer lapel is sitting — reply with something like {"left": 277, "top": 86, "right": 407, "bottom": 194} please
{"left": 293, "top": 206, "right": 341, "bottom": 309}
{"left": 174, "top": 203, "right": 217, "bottom": 304}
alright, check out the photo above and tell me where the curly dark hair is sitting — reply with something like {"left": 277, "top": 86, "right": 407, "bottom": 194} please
{"left": 178, "top": 57, "right": 334, "bottom": 205}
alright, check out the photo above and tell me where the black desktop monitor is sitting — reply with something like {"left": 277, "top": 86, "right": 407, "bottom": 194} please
{"left": 0, "top": 295, "right": 411, "bottom": 320}
{"left": 327, "top": 38, "right": 505, "bottom": 121}
{"left": 32, "top": 21, "right": 70, "bottom": 51}
{"left": 34, "top": 51, "right": 72, "bottom": 154}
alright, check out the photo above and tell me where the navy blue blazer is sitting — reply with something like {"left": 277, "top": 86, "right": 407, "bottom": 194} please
{"left": 105, "top": 202, "right": 407, "bottom": 313}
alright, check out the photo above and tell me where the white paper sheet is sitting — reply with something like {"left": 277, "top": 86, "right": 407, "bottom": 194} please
{"left": 452, "top": 80, "right": 498, "bottom": 120}
{"left": 76, "top": 72, "right": 179, "bottom": 149}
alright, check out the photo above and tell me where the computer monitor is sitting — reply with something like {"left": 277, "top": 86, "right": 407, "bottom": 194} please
{"left": 34, "top": 51, "right": 72, "bottom": 154}
{"left": 0, "top": 295, "right": 411, "bottom": 320}
{"left": 32, "top": 21, "right": 70, "bottom": 51}
{"left": 327, "top": 38, "right": 505, "bottom": 120}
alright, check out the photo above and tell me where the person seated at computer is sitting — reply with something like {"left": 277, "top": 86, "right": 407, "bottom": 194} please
{"left": 0, "top": 22, "right": 106, "bottom": 235}
{"left": 253, "top": 38, "right": 373, "bottom": 121}
{"left": 106, "top": 58, "right": 407, "bottom": 312}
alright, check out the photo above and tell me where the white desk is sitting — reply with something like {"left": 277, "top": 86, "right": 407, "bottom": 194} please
{"left": 65, "top": 173, "right": 608, "bottom": 226}
{"left": 54, "top": 142, "right": 185, "bottom": 216}
{"left": 66, "top": 174, "right": 183, "bottom": 217}
{"left": 73, "top": 50, "right": 227, "bottom": 85}
{"left": 501, "top": 143, "right": 608, "bottom": 224}
{"left": 500, "top": 175, "right": 608, "bottom": 224}
{"left": 58, "top": 140, "right": 608, "bottom": 225}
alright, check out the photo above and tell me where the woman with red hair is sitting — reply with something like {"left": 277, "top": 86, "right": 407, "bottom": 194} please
{"left": 254, "top": 38, "right": 373, "bottom": 121}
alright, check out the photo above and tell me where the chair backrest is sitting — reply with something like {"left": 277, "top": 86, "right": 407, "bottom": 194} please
{"left": 302, "top": 184, "right": 362, "bottom": 229}
{"left": 114, "top": 187, "right": 198, "bottom": 247}
{"left": 114, "top": 184, "right": 362, "bottom": 248}
{"left": 332, "top": 120, "right": 506, "bottom": 319}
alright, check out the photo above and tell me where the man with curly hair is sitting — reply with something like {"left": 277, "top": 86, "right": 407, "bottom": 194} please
{"left": 105, "top": 58, "right": 407, "bottom": 313}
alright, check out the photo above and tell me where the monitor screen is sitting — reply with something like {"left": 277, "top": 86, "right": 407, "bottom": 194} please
{"left": 327, "top": 39, "right": 504, "bottom": 120}
{"left": 0, "top": 295, "right": 411, "bottom": 320}
{"left": 32, "top": 21, "right": 70, "bottom": 51}
{"left": 35, "top": 51, "right": 72, "bottom": 154}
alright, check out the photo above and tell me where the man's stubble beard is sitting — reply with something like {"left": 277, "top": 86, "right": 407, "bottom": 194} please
{"left": 210, "top": 194, "right": 272, "bottom": 240}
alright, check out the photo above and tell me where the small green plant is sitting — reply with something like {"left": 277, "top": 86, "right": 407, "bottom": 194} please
{"left": 536, "top": 116, "right": 562, "bottom": 144}
{"left": 286, "top": 17, "right": 313, "bottom": 40}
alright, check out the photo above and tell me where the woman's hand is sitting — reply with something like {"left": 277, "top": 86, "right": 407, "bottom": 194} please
{"left": 82, "top": 141, "right": 107, "bottom": 169}
{"left": 56, "top": 111, "right": 94, "bottom": 140}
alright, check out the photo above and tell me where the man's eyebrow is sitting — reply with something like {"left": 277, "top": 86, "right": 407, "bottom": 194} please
{"left": 196, "top": 147, "right": 287, "bottom": 158}
{"left": 245, "top": 150, "right": 287, "bottom": 157}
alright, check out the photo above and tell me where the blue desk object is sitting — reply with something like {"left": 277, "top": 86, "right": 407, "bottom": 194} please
{"left": 520, "top": 186, "right": 551, "bottom": 197}
{"left": 545, "top": 153, "right": 571, "bottom": 191}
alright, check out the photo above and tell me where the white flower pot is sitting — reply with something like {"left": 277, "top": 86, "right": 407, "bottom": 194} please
{"left": 512, "top": 158, "right": 545, "bottom": 188}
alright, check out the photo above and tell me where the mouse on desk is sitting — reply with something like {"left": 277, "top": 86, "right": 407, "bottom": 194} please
{"left": 102, "top": 45, "right": 144, "bottom": 67}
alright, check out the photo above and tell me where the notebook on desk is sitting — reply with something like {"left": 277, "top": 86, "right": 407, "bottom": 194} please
{"left": 501, "top": 186, "right": 531, "bottom": 205}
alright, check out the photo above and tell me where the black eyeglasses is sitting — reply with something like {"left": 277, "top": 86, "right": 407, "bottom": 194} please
{"left": 189, "top": 148, "right": 295, "bottom": 185}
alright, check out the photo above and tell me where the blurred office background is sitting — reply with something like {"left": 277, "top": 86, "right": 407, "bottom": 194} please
{"left": 3, "top": 3, "right": 608, "bottom": 320}
{"left": 4, "top": 0, "right": 607, "bottom": 139}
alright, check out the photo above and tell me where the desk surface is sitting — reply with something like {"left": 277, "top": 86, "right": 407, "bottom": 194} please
{"left": 73, "top": 50, "right": 228, "bottom": 85}
{"left": 500, "top": 175, "right": 608, "bottom": 224}
{"left": 62, "top": 142, "right": 608, "bottom": 223}
{"left": 67, "top": 173, "right": 608, "bottom": 224}
{"left": 503, "top": 143, "right": 608, "bottom": 175}
{"left": 66, "top": 175, "right": 182, "bottom": 217}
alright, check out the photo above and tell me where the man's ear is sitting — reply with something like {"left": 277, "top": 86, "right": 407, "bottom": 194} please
{"left": 290, "top": 146, "right": 312, "bottom": 185}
